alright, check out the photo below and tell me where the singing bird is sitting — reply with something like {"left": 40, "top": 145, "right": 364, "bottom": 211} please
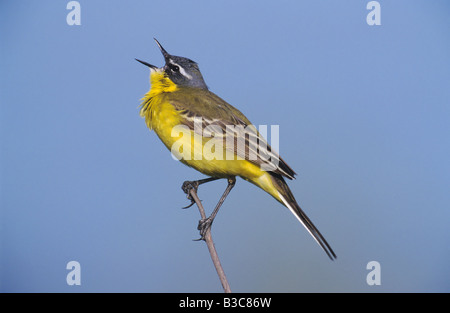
{"left": 137, "top": 39, "right": 336, "bottom": 260}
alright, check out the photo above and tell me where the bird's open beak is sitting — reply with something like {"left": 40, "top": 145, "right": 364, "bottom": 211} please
{"left": 136, "top": 38, "right": 170, "bottom": 70}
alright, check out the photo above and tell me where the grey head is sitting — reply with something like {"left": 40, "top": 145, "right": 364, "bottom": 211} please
{"left": 136, "top": 38, "right": 208, "bottom": 90}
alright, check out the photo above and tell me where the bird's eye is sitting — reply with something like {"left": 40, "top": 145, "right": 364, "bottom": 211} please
{"left": 172, "top": 65, "right": 180, "bottom": 72}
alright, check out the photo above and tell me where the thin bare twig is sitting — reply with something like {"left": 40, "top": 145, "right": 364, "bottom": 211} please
{"left": 188, "top": 188, "right": 231, "bottom": 293}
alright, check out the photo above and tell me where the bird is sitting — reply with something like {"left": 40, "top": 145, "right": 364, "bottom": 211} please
{"left": 136, "top": 39, "right": 336, "bottom": 260}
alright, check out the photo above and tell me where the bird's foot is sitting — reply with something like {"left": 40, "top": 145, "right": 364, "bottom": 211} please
{"left": 181, "top": 180, "right": 200, "bottom": 209}
{"left": 194, "top": 217, "right": 213, "bottom": 241}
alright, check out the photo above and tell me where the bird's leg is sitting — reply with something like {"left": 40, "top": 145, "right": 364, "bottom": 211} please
{"left": 197, "top": 177, "right": 236, "bottom": 240}
{"left": 181, "top": 177, "right": 221, "bottom": 209}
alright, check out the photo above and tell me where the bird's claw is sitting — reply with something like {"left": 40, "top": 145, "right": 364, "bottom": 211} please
{"left": 181, "top": 200, "right": 195, "bottom": 209}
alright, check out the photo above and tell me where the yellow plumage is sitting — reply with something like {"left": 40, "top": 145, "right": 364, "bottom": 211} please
{"left": 137, "top": 40, "right": 336, "bottom": 259}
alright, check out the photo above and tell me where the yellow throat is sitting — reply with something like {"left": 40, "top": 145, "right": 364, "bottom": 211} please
{"left": 139, "top": 69, "right": 178, "bottom": 128}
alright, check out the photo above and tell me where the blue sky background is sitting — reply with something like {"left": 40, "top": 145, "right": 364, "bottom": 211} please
{"left": 1, "top": 1, "right": 449, "bottom": 292}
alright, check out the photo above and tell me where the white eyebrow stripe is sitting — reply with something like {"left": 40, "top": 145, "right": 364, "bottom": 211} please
{"left": 169, "top": 60, "right": 192, "bottom": 79}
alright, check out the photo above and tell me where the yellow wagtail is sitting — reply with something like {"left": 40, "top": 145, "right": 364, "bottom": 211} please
{"left": 137, "top": 39, "right": 336, "bottom": 260}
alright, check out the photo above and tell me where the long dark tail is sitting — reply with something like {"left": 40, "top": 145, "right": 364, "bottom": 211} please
{"left": 271, "top": 174, "right": 337, "bottom": 260}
